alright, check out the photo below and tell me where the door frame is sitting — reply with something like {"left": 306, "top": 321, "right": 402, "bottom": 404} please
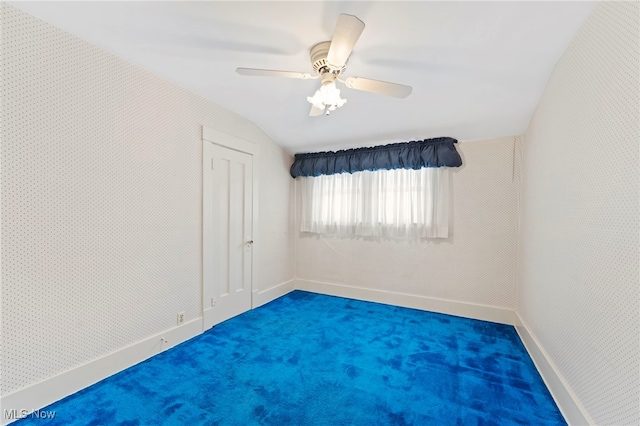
{"left": 202, "top": 126, "right": 260, "bottom": 330}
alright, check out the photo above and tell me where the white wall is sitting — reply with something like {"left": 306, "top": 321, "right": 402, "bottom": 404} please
{"left": 295, "top": 136, "right": 521, "bottom": 322}
{"left": 0, "top": 3, "right": 294, "bottom": 398}
{"left": 518, "top": 2, "right": 639, "bottom": 424}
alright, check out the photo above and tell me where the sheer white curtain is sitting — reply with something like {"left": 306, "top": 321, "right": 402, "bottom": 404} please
{"left": 299, "top": 167, "right": 450, "bottom": 238}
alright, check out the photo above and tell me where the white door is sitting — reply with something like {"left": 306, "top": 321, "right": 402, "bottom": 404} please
{"left": 203, "top": 141, "right": 253, "bottom": 329}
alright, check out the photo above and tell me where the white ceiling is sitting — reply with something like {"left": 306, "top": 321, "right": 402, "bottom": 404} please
{"left": 11, "top": 1, "right": 595, "bottom": 153}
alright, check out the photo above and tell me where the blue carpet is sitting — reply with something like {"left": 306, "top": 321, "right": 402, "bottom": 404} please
{"left": 17, "top": 291, "right": 565, "bottom": 425}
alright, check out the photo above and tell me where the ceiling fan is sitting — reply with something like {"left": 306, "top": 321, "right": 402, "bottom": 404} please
{"left": 236, "top": 14, "right": 412, "bottom": 116}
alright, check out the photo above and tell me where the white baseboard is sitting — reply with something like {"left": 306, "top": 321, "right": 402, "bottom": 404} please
{"left": 514, "top": 314, "right": 593, "bottom": 426}
{"left": 293, "top": 279, "right": 518, "bottom": 325}
{"left": 253, "top": 279, "right": 295, "bottom": 308}
{"left": 1, "top": 318, "right": 203, "bottom": 425}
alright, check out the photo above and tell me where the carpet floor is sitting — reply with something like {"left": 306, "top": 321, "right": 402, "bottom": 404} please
{"left": 17, "top": 291, "right": 565, "bottom": 425}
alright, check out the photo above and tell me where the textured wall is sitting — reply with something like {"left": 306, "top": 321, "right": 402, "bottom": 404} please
{"left": 519, "top": 2, "right": 639, "bottom": 424}
{"left": 296, "top": 136, "right": 521, "bottom": 310}
{"left": 0, "top": 4, "right": 294, "bottom": 396}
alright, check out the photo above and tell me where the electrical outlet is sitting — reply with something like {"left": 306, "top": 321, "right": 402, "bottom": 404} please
{"left": 177, "top": 312, "right": 185, "bottom": 325}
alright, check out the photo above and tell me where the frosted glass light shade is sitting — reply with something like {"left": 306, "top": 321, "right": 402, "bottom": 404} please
{"left": 307, "top": 82, "right": 347, "bottom": 113}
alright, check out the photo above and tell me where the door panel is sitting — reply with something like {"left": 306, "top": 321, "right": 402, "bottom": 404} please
{"left": 203, "top": 142, "right": 253, "bottom": 329}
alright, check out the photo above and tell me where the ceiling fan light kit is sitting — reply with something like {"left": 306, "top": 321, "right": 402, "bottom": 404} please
{"left": 307, "top": 81, "right": 346, "bottom": 115}
{"left": 236, "top": 14, "right": 412, "bottom": 117}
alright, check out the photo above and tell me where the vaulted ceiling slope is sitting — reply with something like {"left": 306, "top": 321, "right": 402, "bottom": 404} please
{"left": 10, "top": 2, "right": 595, "bottom": 153}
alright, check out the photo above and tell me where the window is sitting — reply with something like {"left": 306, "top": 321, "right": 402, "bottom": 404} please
{"left": 299, "top": 167, "right": 449, "bottom": 238}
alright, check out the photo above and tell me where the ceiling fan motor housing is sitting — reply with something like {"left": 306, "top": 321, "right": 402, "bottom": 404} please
{"left": 310, "top": 41, "right": 346, "bottom": 75}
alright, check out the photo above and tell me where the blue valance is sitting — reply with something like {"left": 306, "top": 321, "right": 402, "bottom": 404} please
{"left": 290, "top": 137, "right": 462, "bottom": 178}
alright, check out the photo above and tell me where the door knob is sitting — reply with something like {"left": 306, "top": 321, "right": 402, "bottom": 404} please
{"left": 246, "top": 240, "right": 254, "bottom": 244}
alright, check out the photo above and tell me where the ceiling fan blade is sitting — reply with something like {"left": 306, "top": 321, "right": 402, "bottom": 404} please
{"left": 343, "top": 76, "right": 412, "bottom": 98}
{"left": 309, "top": 105, "right": 325, "bottom": 116}
{"left": 326, "top": 14, "right": 365, "bottom": 70}
{"left": 236, "top": 68, "right": 316, "bottom": 80}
